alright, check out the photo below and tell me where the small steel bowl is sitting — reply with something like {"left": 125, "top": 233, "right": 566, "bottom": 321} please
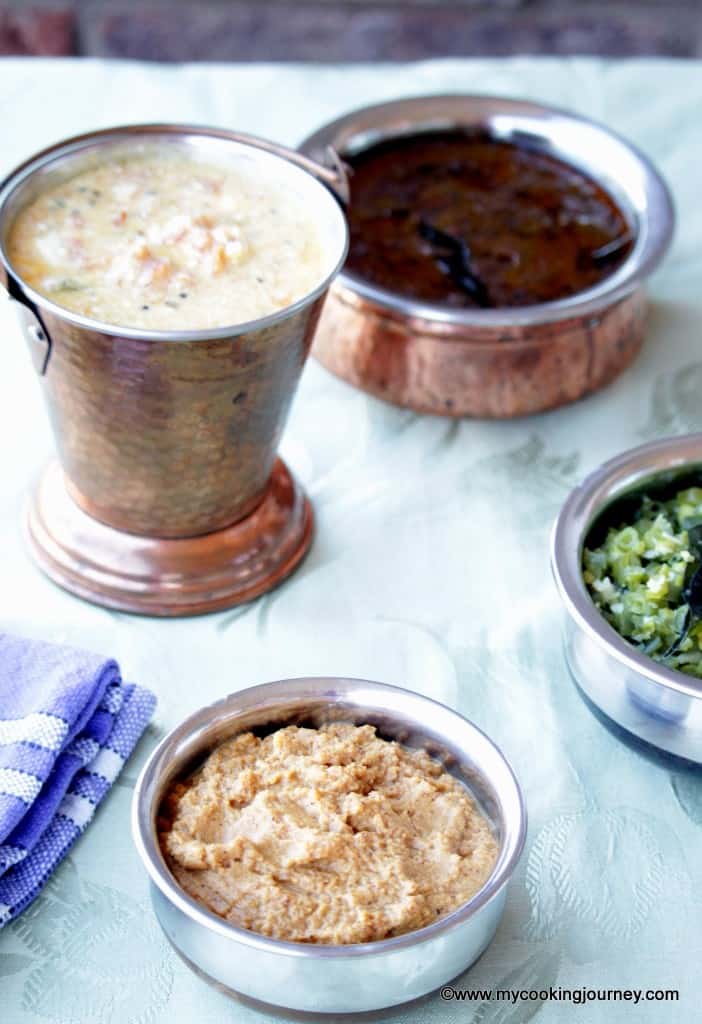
{"left": 132, "top": 678, "right": 526, "bottom": 1014}
{"left": 552, "top": 434, "right": 702, "bottom": 765}
{"left": 300, "top": 95, "right": 674, "bottom": 418}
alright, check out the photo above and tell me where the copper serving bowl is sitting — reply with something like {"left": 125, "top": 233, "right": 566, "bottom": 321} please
{"left": 0, "top": 125, "right": 349, "bottom": 614}
{"left": 300, "top": 95, "right": 674, "bottom": 418}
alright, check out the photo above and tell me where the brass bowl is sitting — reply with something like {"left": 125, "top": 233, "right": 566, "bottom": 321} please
{"left": 300, "top": 95, "right": 674, "bottom": 419}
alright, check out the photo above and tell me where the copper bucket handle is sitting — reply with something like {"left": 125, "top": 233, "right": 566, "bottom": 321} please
{"left": 192, "top": 131, "right": 350, "bottom": 205}
{"left": 307, "top": 145, "right": 351, "bottom": 205}
{"left": 249, "top": 139, "right": 351, "bottom": 206}
{"left": 2, "top": 283, "right": 51, "bottom": 375}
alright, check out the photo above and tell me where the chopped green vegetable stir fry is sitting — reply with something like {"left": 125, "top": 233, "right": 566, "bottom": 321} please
{"left": 583, "top": 486, "right": 702, "bottom": 677}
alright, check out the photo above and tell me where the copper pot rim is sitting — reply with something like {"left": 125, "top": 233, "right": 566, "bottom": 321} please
{"left": 330, "top": 279, "right": 645, "bottom": 348}
{"left": 0, "top": 123, "right": 350, "bottom": 343}
{"left": 300, "top": 93, "right": 675, "bottom": 329}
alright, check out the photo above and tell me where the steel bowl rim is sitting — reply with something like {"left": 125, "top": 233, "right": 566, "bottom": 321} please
{"left": 132, "top": 676, "right": 527, "bottom": 960}
{"left": 300, "top": 92, "right": 674, "bottom": 329}
{"left": 0, "top": 122, "right": 350, "bottom": 343}
{"left": 551, "top": 433, "right": 702, "bottom": 701}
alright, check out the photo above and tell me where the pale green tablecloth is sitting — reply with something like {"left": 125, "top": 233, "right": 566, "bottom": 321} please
{"left": 1, "top": 56, "right": 701, "bottom": 1024}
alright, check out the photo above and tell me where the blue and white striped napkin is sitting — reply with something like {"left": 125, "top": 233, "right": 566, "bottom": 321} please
{"left": 0, "top": 632, "right": 156, "bottom": 926}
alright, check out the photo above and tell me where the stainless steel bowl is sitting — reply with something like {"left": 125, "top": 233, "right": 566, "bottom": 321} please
{"left": 300, "top": 95, "right": 675, "bottom": 418}
{"left": 132, "top": 678, "right": 526, "bottom": 1014}
{"left": 551, "top": 434, "right": 702, "bottom": 764}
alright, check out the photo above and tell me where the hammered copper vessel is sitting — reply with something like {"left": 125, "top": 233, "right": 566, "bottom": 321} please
{"left": 0, "top": 125, "right": 349, "bottom": 614}
{"left": 301, "top": 95, "right": 674, "bottom": 418}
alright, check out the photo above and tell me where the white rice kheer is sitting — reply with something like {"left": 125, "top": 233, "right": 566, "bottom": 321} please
{"left": 7, "top": 149, "right": 327, "bottom": 330}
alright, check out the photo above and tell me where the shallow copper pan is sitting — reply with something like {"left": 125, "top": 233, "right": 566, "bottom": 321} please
{"left": 300, "top": 95, "right": 674, "bottom": 418}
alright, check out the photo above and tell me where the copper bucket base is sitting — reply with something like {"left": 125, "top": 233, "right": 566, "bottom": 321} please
{"left": 25, "top": 459, "right": 313, "bottom": 617}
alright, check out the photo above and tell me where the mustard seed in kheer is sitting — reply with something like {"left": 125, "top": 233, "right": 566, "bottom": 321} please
{"left": 159, "top": 723, "right": 498, "bottom": 945}
{"left": 8, "top": 149, "right": 326, "bottom": 330}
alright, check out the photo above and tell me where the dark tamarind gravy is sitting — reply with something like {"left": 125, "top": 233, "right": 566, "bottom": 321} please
{"left": 344, "top": 130, "right": 633, "bottom": 309}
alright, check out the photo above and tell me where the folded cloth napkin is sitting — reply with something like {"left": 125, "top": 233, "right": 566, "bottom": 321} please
{"left": 0, "top": 632, "right": 156, "bottom": 926}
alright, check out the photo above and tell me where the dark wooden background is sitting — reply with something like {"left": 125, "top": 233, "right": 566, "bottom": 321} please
{"left": 1, "top": 1, "right": 700, "bottom": 60}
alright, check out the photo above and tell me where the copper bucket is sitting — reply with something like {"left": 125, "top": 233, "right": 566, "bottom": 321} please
{"left": 0, "top": 125, "right": 349, "bottom": 614}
